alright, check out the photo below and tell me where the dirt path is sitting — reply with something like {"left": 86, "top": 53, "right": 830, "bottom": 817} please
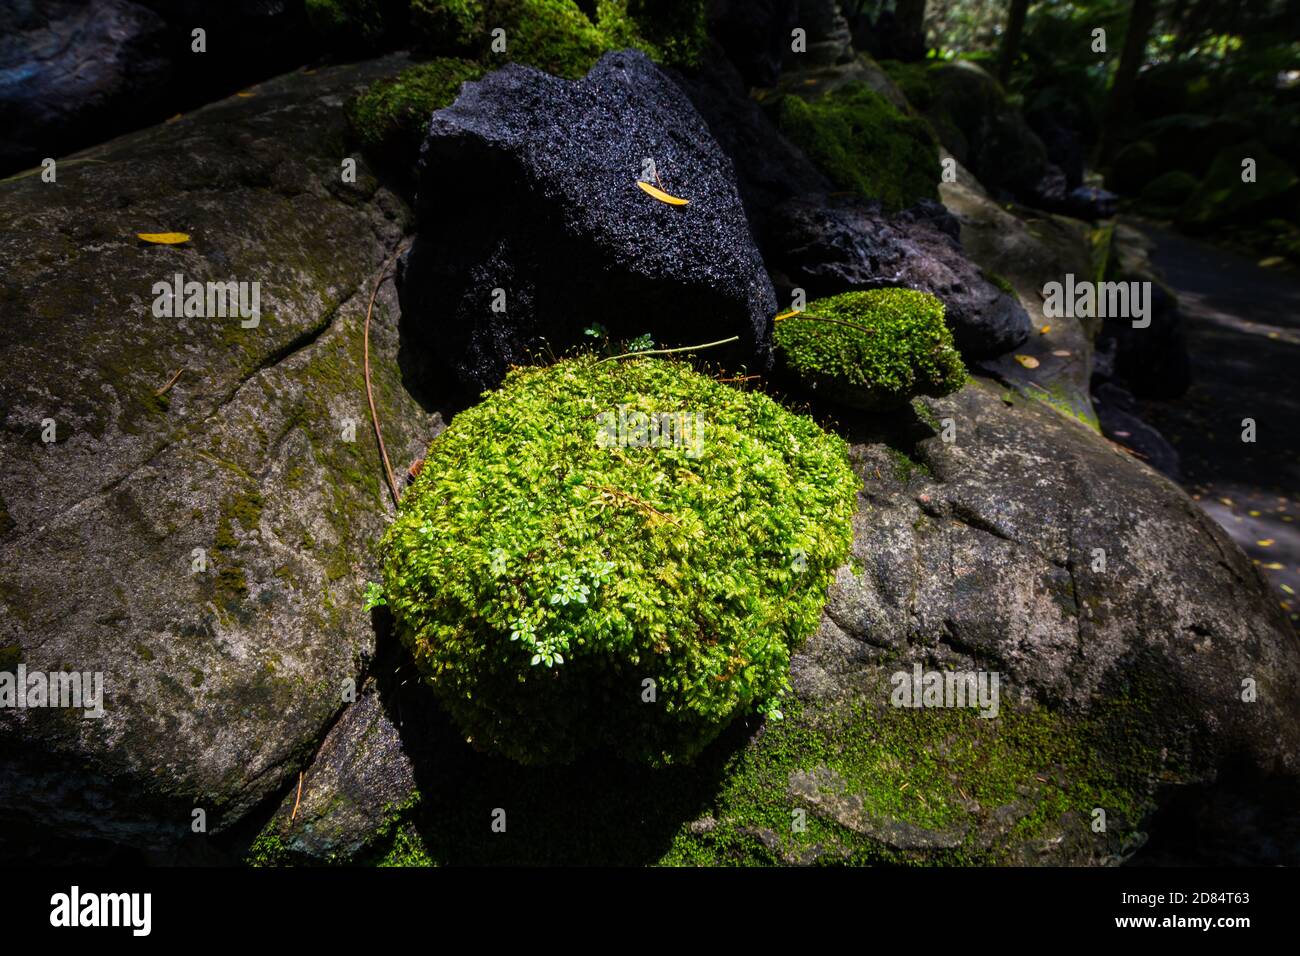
{"left": 1137, "top": 226, "right": 1300, "bottom": 633}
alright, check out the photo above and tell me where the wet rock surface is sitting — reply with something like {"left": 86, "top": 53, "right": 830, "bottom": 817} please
{"left": 0, "top": 54, "right": 439, "bottom": 860}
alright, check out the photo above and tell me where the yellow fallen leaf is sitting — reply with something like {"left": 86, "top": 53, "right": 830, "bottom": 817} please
{"left": 774, "top": 309, "right": 801, "bottom": 322}
{"left": 636, "top": 180, "right": 689, "bottom": 206}
{"left": 1282, "top": 584, "right": 1295, "bottom": 596}
{"left": 137, "top": 232, "right": 190, "bottom": 244}
{"left": 1257, "top": 538, "right": 1275, "bottom": 547}
{"left": 1263, "top": 562, "right": 1284, "bottom": 570}
{"left": 1039, "top": 324, "right": 1051, "bottom": 334}
{"left": 237, "top": 91, "right": 256, "bottom": 98}
{"left": 1014, "top": 354, "right": 1039, "bottom": 369}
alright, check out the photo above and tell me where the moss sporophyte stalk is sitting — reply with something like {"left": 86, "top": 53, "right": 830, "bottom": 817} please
{"left": 375, "top": 356, "right": 860, "bottom": 766}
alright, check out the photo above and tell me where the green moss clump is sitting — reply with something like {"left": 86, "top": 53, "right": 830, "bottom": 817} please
{"left": 774, "top": 289, "right": 966, "bottom": 409}
{"left": 777, "top": 84, "right": 939, "bottom": 212}
{"left": 356, "top": 1, "right": 707, "bottom": 167}
{"left": 495, "top": 0, "right": 611, "bottom": 78}
{"left": 378, "top": 356, "right": 860, "bottom": 767}
{"left": 347, "top": 58, "right": 487, "bottom": 154}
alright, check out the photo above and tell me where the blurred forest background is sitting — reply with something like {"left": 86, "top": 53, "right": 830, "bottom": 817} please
{"left": 850, "top": 0, "right": 1300, "bottom": 262}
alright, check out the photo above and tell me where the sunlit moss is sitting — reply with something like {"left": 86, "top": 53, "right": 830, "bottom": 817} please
{"left": 774, "top": 289, "right": 966, "bottom": 409}
{"left": 377, "top": 355, "right": 860, "bottom": 766}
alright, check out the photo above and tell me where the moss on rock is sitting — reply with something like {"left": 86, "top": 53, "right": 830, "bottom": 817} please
{"left": 774, "top": 289, "right": 966, "bottom": 409}
{"left": 409, "top": 0, "right": 707, "bottom": 75}
{"left": 347, "top": 57, "right": 486, "bottom": 158}
{"left": 378, "top": 355, "right": 860, "bottom": 767}
{"left": 776, "top": 84, "right": 939, "bottom": 212}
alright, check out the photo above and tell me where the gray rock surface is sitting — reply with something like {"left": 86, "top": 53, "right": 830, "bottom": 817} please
{"left": 825, "top": 380, "right": 1300, "bottom": 780}
{"left": 0, "top": 0, "right": 314, "bottom": 176}
{"left": 0, "top": 54, "right": 439, "bottom": 861}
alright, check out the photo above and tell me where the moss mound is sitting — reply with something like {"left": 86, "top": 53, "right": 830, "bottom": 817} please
{"left": 774, "top": 289, "right": 966, "bottom": 409}
{"left": 776, "top": 84, "right": 939, "bottom": 212}
{"left": 377, "top": 356, "right": 860, "bottom": 767}
{"left": 347, "top": 58, "right": 487, "bottom": 154}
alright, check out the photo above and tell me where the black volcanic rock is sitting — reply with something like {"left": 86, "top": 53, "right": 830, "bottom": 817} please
{"left": 398, "top": 50, "right": 777, "bottom": 391}
{"left": 768, "top": 195, "right": 1032, "bottom": 358}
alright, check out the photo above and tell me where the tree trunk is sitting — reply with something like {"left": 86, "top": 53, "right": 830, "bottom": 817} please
{"left": 997, "top": 0, "right": 1031, "bottom": 85}
{"left": 1102, "top": 0, "right": 1160, "bottom": 163}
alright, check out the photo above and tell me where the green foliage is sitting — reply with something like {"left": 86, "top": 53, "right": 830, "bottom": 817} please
{"left": 1177, "top": 141, "right": 1299, "bottom": 230}
{"left": 407, "top": 0, "right": 707, "bottom": 76}
{"left": 981, "top": 270, "right": 1015, "bottom": 297}
{"left": 306, "top": 0, "right": 393, "bottom": 50}
{"left": 378, "top": 356, "right": 859, "bottom": 766}
{"left": 346, "top": 58, "right": 486, "bottom": 153}
{"left": 410, "top": 0, "right": 485, "bottom": 53}
{"left": 774, "top": 289, "right": 966, "bottom": 409}
{"left": 608, "top": 0, "right": 709, "bottom": 69}
{"left": 776, "top": 84, "right": 939, "bottom": 213}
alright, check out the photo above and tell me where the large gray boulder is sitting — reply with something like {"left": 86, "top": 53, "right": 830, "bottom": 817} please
{"left": 398, "top": 50, "right": 777, "bottom": 392}
{"left": 0, "top": 55, "right": 438, "bottom": 861}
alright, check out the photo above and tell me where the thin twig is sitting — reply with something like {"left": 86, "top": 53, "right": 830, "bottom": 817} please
{"left": 365, "top": 243, "right": 408, "bottom": 509}
{"left": 154, "top": 367, "right": 185, "bottom": 396}
{"left": 290, "top": 771, "right": 304, "bottom": 823}
{"left": 580, "top": 483, "right": 681, "bottom": 527}
{"left": 596, "top": 335, "right": 739, "bottom": 365}
{"left": 776, "top": 311, "right": 877, "bottom": 336}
